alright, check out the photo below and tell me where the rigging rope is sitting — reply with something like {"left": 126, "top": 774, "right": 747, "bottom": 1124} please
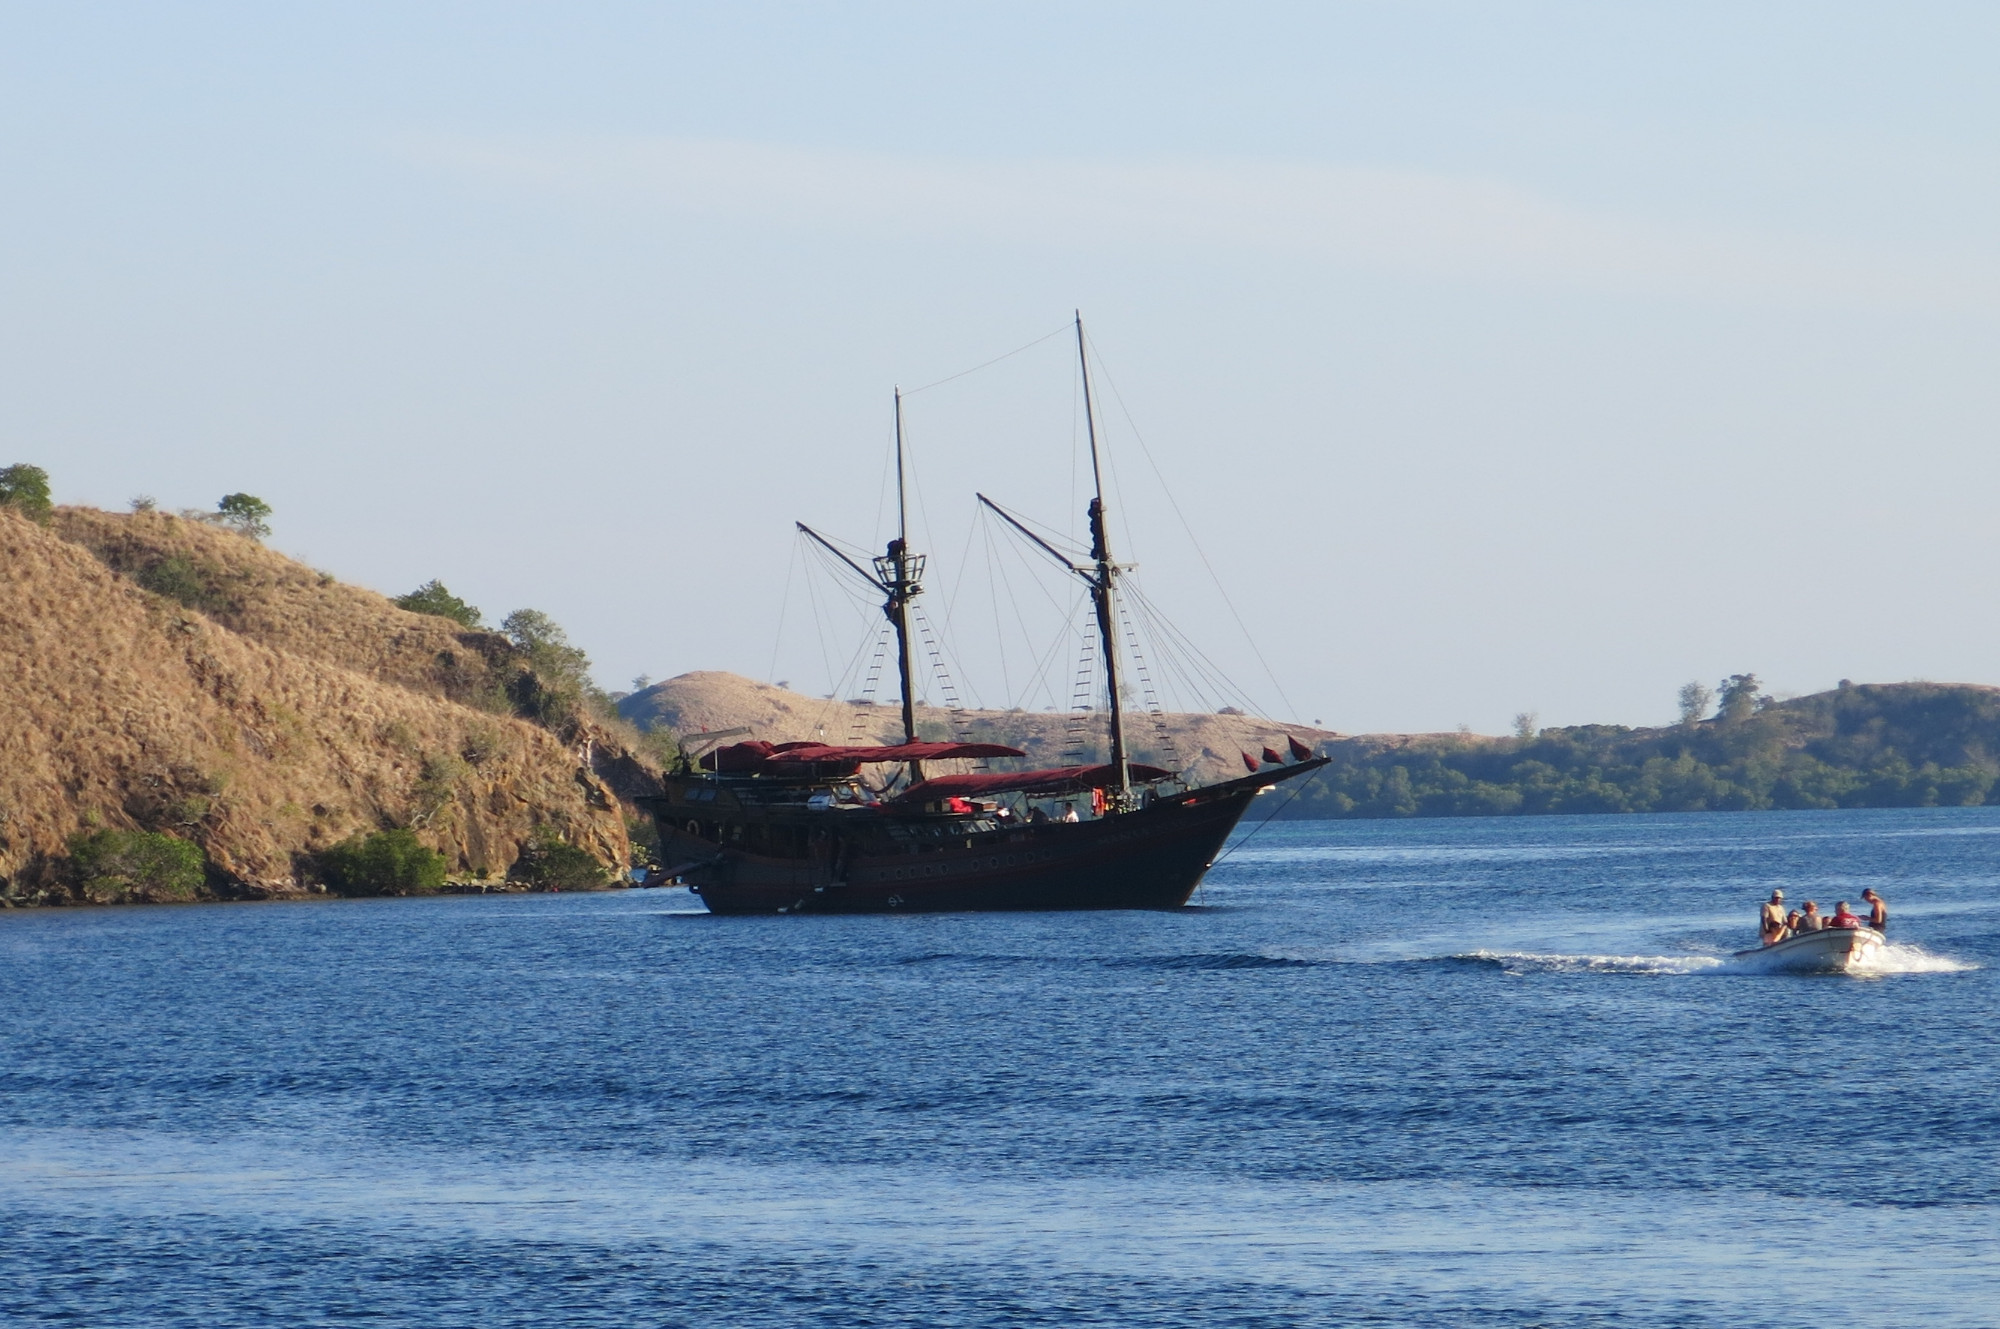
{"left": 1061, "top": 621, "right": 1099, "bottom": 767}
{"left": 1208, "top": 776, "right": 1315, "bottom": 871}
{"left": 902, "top": 322, "right": 1073, "bottom": 397}
{"left": 767, "top": 540, "right": 801, "bottom": 686}
{"left": 1119, "top": 599, "right": 1180, "bottom": 775}
{"left": 846, "top": 623, "right": 892, "bottom": 743}
{"left": 1084, "top": 331, "right": 1303, "bottom": 723}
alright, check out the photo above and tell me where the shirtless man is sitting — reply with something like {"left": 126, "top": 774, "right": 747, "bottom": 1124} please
{"left": 1861, "top": 888, "right": 1889, "bottom": 933}
{"left": 1759, "top": 889, "right": 1789, "bottom": 946}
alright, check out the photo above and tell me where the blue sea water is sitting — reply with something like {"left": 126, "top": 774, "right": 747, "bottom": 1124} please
{"left": 3, "top": 807, "right": 1997, "bottom": 1327}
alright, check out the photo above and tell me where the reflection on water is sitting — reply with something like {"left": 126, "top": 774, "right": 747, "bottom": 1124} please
{"left": 3, "top": 807, "right": 1997, "bottom": 1327}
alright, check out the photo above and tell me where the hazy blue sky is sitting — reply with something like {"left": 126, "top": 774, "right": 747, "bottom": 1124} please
{"left": 7, "top": 3, "right": 2000, "bottom": 733}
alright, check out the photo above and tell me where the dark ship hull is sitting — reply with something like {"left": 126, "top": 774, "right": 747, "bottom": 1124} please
{"left": 642, "top": 759, "right": 1325, "bottom": 915}
{"left": 654, "top": 314, "right": 1327, "bottom": 917}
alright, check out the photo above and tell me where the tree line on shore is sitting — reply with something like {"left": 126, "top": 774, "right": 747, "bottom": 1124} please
{"left": 1278, "top": 676, "right": 2000, "bottom": 819}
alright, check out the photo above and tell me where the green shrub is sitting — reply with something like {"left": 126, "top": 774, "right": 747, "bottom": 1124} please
{"left": 394, "top": 579, "right": 483, "bottom": 628}
{"left": 509, "top": 827, "right": 607, "bottom": 891}
{"left": 67, "top": 829, "right": 206, "bottom": 903}
{"left": 500, "top": 608, "right": 617, "bottom": 730}
{"left": 412, "top": 752, "right": 471, "bottom": 819}
{"left": 138, "top": 552, "right": 228, "bottom": 612}
{"left": 0, "top": 463, "right": 52, "bottom": 522}
{"left": 459, "top": 723, "right": 503, "bottom": 767}
{"left": 320, "top": 828, "right": 448, "bottom": 897}
{"left": 507, "top": 666, "right": 582, "bottom": 730}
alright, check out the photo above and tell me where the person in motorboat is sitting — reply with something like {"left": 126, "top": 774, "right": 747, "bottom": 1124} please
{"left": 1785, "top": 907, "right": 1803, "bottom": 933}
{"left": 1861, "top": 888, "right": 1889, "bottom": 933}
{"left": 1830, "top": 901, "right": 1863, "bottom": 930}
{"left": 1795, "top": 901, "right": 1824, "bottom": 932}
{"left": 1759, "top": 889, "right": 1789, "bottom": 946}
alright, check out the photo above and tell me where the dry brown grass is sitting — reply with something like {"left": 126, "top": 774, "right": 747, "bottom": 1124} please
{"left": 2, "top": 507, "right": 628, "bottom": 902}
{"left": 53, "top": 507, "right": 515, "bottom": 707}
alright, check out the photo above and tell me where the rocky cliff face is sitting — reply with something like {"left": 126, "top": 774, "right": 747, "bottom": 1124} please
{"left": 1, "top": 507, "right": 634, "bottom": 902}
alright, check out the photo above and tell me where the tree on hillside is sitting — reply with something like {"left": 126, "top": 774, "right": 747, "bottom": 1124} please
{"left": 0, "top": 463, "right": 52, "bottom": 522}
{"left": 502, "top": 609, "right": 592, "bottom": 683}
{"left": 1718, "top": 674, "right": 1761, "bottom": 724}
{"left": 1678, "top": 681, "right": 1715, "bottom": 727}
{"left": 216, "top": 493, "right": 272, "bottom": 539}
{"left": 395, "top": 579, "right": 484, "bottom": 628}
{"left": 501, "top": 608, "right": 606, "bottom": 728}
{"left": 1513, "top": 712, "right": 1539, "bottom": 740}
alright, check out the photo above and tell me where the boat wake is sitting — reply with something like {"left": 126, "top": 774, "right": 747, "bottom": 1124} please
{"left": 1449, "top": 943, "right": 1974, "bottom": 977}
{"left": 1449, "top": 949, "right": 1724, "bottom": 976}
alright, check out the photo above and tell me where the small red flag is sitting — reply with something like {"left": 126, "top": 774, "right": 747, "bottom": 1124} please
{"left": 1241, "top": 751, "right": 1260, "bottom": 772}
{"left": 1262, "top": 746, "right": 1285, "bottom": 766}
{"left": 1288, "top": 736, "right": 1312, "bottom": 762}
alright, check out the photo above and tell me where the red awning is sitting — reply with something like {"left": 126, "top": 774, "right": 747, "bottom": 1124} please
{"left": 701, "top": 740, "right": 779, "bottom": 772}
{"left": 890, "top": 762, "right": 1175, "bottom": 803}
{"left": 700, "top": 739, "right": 1024, "bottom": 773}
{"left": 764, "top": 741, "right": 1024, "bottom": 764}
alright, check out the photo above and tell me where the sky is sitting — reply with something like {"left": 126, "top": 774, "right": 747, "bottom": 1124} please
{"left": 6, "top": 2, "right": 2000, "bottom": 734}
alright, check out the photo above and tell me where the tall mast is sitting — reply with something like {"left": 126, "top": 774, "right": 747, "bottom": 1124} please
{"left": 1075, "top": 312, "right": 1130, "bottom": 798}
{"left": 888, "top": 388, "right": 923, "bottom": 782}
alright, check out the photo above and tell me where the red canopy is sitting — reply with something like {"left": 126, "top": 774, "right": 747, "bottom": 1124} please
{"left": 890, "top": 762, "right": 1174, "bottom": 803}
{"left": 766, "top": 741, "right": 1024, "bottom": 764}
{"left": 700, "top": 739, "right": 1024, "bottom": 773}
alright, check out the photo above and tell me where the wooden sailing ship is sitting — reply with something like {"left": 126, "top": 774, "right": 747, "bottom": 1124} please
{"left": 639, "top": 317, "right": 1326, "bottom": 913}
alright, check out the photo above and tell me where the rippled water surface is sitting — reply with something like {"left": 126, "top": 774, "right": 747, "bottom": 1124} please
{"left": 5, "top": 809, "right": 1997, "bottom": 1326}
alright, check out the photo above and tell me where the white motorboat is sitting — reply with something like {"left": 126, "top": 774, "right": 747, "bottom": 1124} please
{"left": 1733, "top": 925, "right": 1886, "bottom": 974}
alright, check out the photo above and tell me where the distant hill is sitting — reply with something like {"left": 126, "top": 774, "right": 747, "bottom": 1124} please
{"left": 618, "top": 671, "right": 1335, "bottom": 786}
{"left": 623, "top": 671, "right": 2000, "bottom": 820}
{"left": 2, "top": 506, "right": 648, "bottom": 903}
{"left": 1288, "top": 681, "right": 2000, "bottom": 818}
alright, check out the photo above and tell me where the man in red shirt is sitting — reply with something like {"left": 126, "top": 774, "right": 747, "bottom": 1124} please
{"left": 1829, "top": 901, "right": 1862, "bottom": 929}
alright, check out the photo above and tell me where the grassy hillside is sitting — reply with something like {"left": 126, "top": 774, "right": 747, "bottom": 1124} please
{"left": 53, "top": 507, "right": 519, "bottom": 710}
{"left": 1, "top": 506, "right": 643, "bottom": 904}
{"left": 1283, "top": 681, "right": 2000, "bottom": 818}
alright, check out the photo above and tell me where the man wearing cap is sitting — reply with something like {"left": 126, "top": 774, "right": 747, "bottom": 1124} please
{"left": 1759, "top": 889, "right": 1789, "bottom": 946}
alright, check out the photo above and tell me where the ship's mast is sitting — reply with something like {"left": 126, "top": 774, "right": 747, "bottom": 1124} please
{"left": 887, "top": 388, "right": 924, "bottom": 783}
{"left": 793, "top": 392, "right": 929, "bottom": 786}
{"left": 1075, "top": 313, "right": 1130, "bottom": 800}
